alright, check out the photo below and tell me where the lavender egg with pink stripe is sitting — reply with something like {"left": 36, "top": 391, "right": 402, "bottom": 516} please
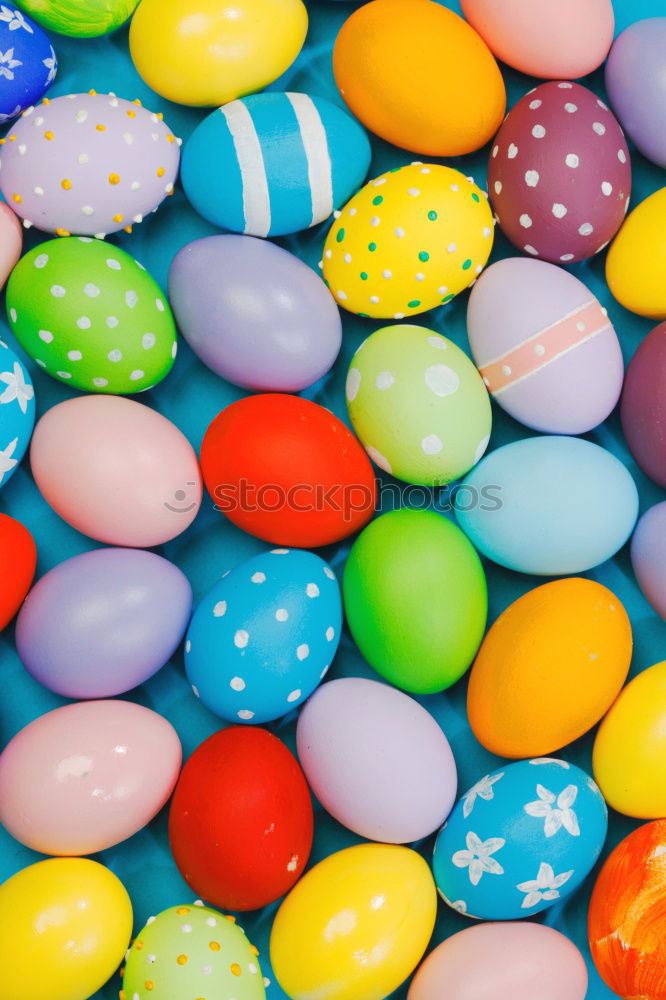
{"left": 488, "top": 82, "right": 631, "bottom": 264}
{"left": 467, "top": 258, "right": 623, "bottom": 434}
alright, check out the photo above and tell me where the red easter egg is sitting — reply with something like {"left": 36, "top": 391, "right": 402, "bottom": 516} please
{"left": 168, "top": 726, "right": 313, "bottom": 911}
{"left": 0, "top": 513, "right": 36, "bottom": 630}
{"left": 200, "top": 394, "right": 376, "bottom": 547}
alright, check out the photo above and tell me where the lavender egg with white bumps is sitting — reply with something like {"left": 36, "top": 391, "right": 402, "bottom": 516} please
{"left": 0, "top": 5, "right": 56, "bottom": 123}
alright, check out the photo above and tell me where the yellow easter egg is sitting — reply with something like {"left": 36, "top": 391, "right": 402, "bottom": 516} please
{"left": 270, "top": 843, "right": 437, "bottom": 1000}
{"left": 605, "top": 187, "right": 666, "bottom": 319}
{"left": 593, "top": 660, "right": 666, "bottom": 818}
{"left": 322, "top": 164, "right": 494, "bottom": 319}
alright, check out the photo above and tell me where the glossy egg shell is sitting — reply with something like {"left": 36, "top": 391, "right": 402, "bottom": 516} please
{"left": 606, "top": 186, "right": 666, "bottom": 318}
{"left": 0, "top": 202, "right": 22, "bottom": 288}
{"left": 0, "top": 5, "right": 56, "bottom": 120}
{"left": 0, "top": 337, "right": 35, "bottom": 490}
{"left": 606, "top": 17, "right": 666, "bottom": 168}
{"left": 19, "top": 0, "right": 139, "bottom": 36}
{"left": 0, "top": 512, "right": 36, "bottom": 629}
{"left": 621, "top": 322, "right": 666, "bottom": 486}
{"left": 631, "top": 502, "right": 666, "bottom": 618}
{"left": 488, "top": 81, "right": 630, "bottom": 263}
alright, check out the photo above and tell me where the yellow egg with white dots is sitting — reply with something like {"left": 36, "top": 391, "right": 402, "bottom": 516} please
{"left": 322, "top": 163, "right": 494, "bottom": 319}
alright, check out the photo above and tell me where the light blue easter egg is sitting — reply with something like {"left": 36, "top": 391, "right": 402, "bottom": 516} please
{"left": 185, "top": 548, "right": 342, "bottom": 723}
{"left": 0, "top": 5, "right": 56, "bottom": 122}
{"left": 455, "top": 435, "right": 638, "bottom": 575}
{"left": 0, "top": 337, "right": 35, "bottom": 488}
{"left": 181, "top": 91, "right": 371, "bottom": 237}
{"left": 433, "top": 758, "right": 607, "bottom": 920}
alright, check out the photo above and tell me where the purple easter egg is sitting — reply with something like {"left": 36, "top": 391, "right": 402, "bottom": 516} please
{"left": 488, "top": 81, "right": 631, "bottom": 263}
{"left": 0, "top": 92, "right": 180, "bottom": 236}
{"left": 621, "top": 321, "right": 666, "bottom": 488}
{"left": 631, "top": 502, "right": 666, "bottom": 619}
{"left": 168, "top": 234, "right": 342, "bottom": 391}
{"left": 15, "top": 547, "right": 192, "bottom": 698}
{"left": 606, "top": 18, "right": 666, "bottom": 169}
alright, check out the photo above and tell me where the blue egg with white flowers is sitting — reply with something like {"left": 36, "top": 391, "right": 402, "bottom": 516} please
{"left": 0, "top": 337, "right": 35, "bottom": 488}
{"left": 185, "top": 548, "right": 342, "bottom": 723}
{"left": 0, "top": 5, "right": 56, "bottom": 123}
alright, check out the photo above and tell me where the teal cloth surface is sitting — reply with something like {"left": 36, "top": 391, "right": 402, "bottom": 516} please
{"left": 1, "top": 2, "right": 664, "bottom": 997}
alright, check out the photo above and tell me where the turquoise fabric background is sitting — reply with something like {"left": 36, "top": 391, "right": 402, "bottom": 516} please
{"left": 1, "top": 1, "right": 664, "bottom": 997}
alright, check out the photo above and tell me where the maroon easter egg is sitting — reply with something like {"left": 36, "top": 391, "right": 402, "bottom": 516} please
{"left": 488, "top": 82, "right": 631, "bottom": 263}
{"left": 621, "top": 322, "right": 666, "bottom": 488}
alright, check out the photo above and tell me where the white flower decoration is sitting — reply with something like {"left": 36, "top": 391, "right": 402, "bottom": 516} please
{"left": 0, "top": 437, "right": 18, "bottom": 479}
{"left": 0, "top": 103, "right": 19, "bottom": 122}
{"left": 529, "top": 758, "right": 570, "bottom": 769}
{"left": 43, "top": 46, "right": 56, "bottom": 84}
{"left": 517, "top": 862, "right": 574, "bottom": 909}
{"left": 0, "top": 362, "right": 33, "bottom": 413}
{"left": 0, "top": 6, "right": 33, "bottom": 31}
{"left": 452, "top": 831, "right": 505, "bottom": 886}
{"left": 462, "top": 772, "right": 504, "bottom": 818}
{"left": 524, "top": 784, "right": 580, "bottom": 838}
{"left": 437, "top": 889, "right": 468, "bottom": 915}
{"left": 0, "top": 47, "right": 21, "bottom": 80}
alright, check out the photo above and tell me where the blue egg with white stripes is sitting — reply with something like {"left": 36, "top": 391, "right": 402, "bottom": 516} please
{"left": 185, "top": 547, "right": 343, "bottom": 723}
{"left": 433, "top": 758, "right": 607, "bottom": 921}
{"left": 0, "top": 338, "right": 35, "bottom": 489}
{"left": 181, "top": 91, "right": 372, "bottom": 237}
{"left": 0, "top": 5, "right": 57, "bottom": 123}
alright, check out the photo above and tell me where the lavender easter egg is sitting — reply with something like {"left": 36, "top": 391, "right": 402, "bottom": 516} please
{"left": 621, "top": 321, "right": 666, "bottom": 488}
{"left": 0, "top": 92, "right": 180, "bottom": 236}
{"left": 488, "top": 82, "right": 631, "bottom": 263}
{"left": 0, "top": 5, "right": 56, "bottom": 122}
{"left": 606, "top": 18, "right": 666, "bottom": 169}
{"left": 467, "top": 258, "right": 623, "bottom": 433}
{"left": 0, "top": 338, "right": 34, "bottom": 489}
{"left": 631, "top": 503, "right": 666, "bottom": 619}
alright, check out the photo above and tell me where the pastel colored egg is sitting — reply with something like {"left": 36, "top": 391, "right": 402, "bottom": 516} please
{"left": 0, "top": 92, "right": 180, "bottom": 237}
{"left": 0, "top": 700, "right": 181, "bottom": 855}
{"left": 200, "top": 394, "right": 376, "bottom": 547}
{"left": 408, "top": 922, "right": 588, "bottom": 1000}
{"left": 0, "top": 5, "right": 56, "bottom": 120}
{"left": 296, "top": 677, "right": 457, "bottom": 843}
{"left": 343, "top": 509, "right": 487, "bottom": 694}
{"left": 588, "top": 820, "right": 666, "bottom": 1000}
{"left": 0, "top": 202, "right": 22, "bottom": 288}
{"left": 631, "top": 502, "right": 666, "bottom": 617}
{"left": 7, "top": 237, "right": 177, "bottom": 393}
{"left": 467, "top": 579, "right": 632, "bottom": 758}
{"left": 168, "top": 235, "right": 342, "bottom": 391}
{"left": 19, "top": 0, "right": 139, "bottom": 36}
{"left": 622, "top": 323, "right": 666, "bottom": 486}
{"left": 0, "top": 858, "right": 132, "bottom": 1000}
{"left": 182, "top": 92, "right": 371, "bottom": 238}
{"left": 606, "top": 187, "right": 666, "bottom": 318}
{"left": 488, "top": 81, "right": 631, "bottom": 264}
{"left": 433, "top": 758, "right": 608, "bottom": 921}
{"left": 30, "top": 395, "right": 201, "bottom": 547}
{"left": 169, "top": 727, "right": 313, "bottom": 911}
{"left": 457, "top": 436, "right": 639, "bottom": 575}
{"left": 15, "top": 548, "right": 192, "bottom": 698}
{"left": 0, "top": 512, "right": 35, "bottom": 629}
{"left": 0, "top": 337, "right": 35, "bottom": 490}
{"left": 467, "top": 257, "right": 623, "bottom": 433}
{"left": 186, "top": 548, "right": 342, "bottom": 723}
{"left": 593, "top": 661, "right": 666, "bottom": 819}
{"left": 270, "top": 844, "right": 437, "bottom": 1000}
{"left": 346, "top": 325, "right": 491, "bottom": 485}
{"left": 606, "top": 18, "right": 666, "bottom": 168}
{"left": 123, "top": 903, "right": 266, "bottom": 1000}
{"left": 129, "top": 0, "right": 308, "bottom": 107}
{"left": 333, "top": 0, "right": 505, "bottom": 156}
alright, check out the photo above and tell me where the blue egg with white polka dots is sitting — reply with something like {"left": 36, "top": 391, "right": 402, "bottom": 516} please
{"left": 0, "top": 5, "right": 56, "bottom": 123}
{"left": 185, "top": 548, "right": 342, "bottom": 724}
{"left": 0, "top": 337, "right": 35, "bottom": 489}
{"left": 433, "top": 758, "right": 607, "bottom": 920}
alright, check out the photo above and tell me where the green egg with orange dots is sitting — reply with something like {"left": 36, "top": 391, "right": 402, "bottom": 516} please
{"left": 122, "top": 902, "right": 267, "bottom": 1000}
{"left": 321, "top": 163, "right": 494, "bottom": 319}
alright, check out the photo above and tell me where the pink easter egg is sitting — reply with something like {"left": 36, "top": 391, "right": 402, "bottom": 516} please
{"left": 0, "top": 203, "right": 22, "bottom": 288}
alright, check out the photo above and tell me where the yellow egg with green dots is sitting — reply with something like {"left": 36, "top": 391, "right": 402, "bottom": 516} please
{"left": 322, "top": 163, "right": 494, "bottom": 319}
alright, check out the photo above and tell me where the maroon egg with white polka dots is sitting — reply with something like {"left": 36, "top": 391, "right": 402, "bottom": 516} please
{"left": 488, "top": 82, "right": 631, "bottom": 264}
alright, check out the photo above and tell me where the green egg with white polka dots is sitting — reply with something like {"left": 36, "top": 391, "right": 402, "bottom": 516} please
{"left": 6, "top": 237, "right": 177, "bottom": 393}
{"left": 122, "top": 902, "right": 267, "bottom": 1000}
{"left": 346, "top": 324, "right": 492, "bottom": 486}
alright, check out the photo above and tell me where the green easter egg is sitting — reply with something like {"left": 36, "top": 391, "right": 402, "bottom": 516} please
{"left": 6, "top": 237, "right": 177, "bottom": 394}
{"left": 343, "top": 508, "right": 487, "bottom": 693}
{"left": 18, "top": 0, "right": 139, "bottom": 37}
{"left": 122, "top": 902, "right": 267, "bottom": 1000}
{"left": 346, "top": 324, "right": 491, "bottom": 486}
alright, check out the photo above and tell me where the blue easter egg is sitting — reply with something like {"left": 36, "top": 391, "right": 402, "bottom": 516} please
{"left": 0, "top": 337, "right": 35, "bottom": 488}
{"left": 456, "top": 435, "right": 638, "bottom": 575}
{"left": 433, "top": 758, "right": 608, "bottom": 920}
{"left": 185, "top": 548, "right": 342, "bottom": 723}
{"left": 0, "top": 5, "right": 56, "bottom": 122}
{"left": 181, "top": 91, "right": 371, "bottom": 237}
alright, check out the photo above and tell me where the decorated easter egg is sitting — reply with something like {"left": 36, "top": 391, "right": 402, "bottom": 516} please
{"left": 30, "top": 395, "right": 201, "bottom": 547}
{"left": 606, "top": 187, "right": 666, "bottom": 318}
{"left": 201, "top": 394, "right": 375, "bottom": 547}
{"left": 271, "top": 844, "right": 437, "bottom": 1000}
{"left": 467, "top": 258, "right": 623, "bottom": 433}
{"left": 467, "top": 579, "right": 632, "bottom": 758}
{"left": 129, "top": 0, "right": 308, "bottom": 107}
{"left": 433, "top": 759, "right": 608, "bottom": 920}
{"left": 0, "top": 338, "right": 34, "bottom": 489}
{"left": 333, "top": 0, "right": 505, "bottom": 156}
{"left": 588, "top": 820, "right": 666, "bottom": 1000}
{"left": 169, "top": 727, "right": 313, "bottom": 911}
{"left": 606, "top": 18, "right": 666, "bottom": 168}
{"left": 457, "top": 436, "right": 638, "bottom": 575}
{"left": 622, "top": 323, "right": 666, "bottom": 485}
{"left": 169, "top": 235, "right": 341, "bottom": 391}
{"left": 343, "top": 509, "right": 487, "bottom": 693}
{"left": 631, "top": 503, "right": 666, "bottom": 618}
{"left": 7, "top": 237, "right": 177, "bottom": 393}
{"left": 186, "top": 548, "right": 341, "bottom": 723}
{"left": 0, "top": 202, "right": 22, "bottom": 287}
{"left": 0, "top": 858, "right": 132, "bottom": 1000}
{"left": 297, "top": 677, "right": 457, "bottom": 843}
{"left": 0, "top": 513, "right": 35, "bottom": 629}
{"left": 19, "top": 0, "right": 139, "bottom": 36}
{"left": 0, "top": 700, "right": 181, "bottom": 855}
{"left": 123, "top": 904, "right": 266, "bottom": 1000}
{"left": 0, "top": 5, "right": 56, "bottom": 121}
{"left": 488, "top": 81, "right": 631, "bottom": 263}
{"left": 593, "top": 661, "right": 666, "bottom": 819}
{"left": 0, "top": 92, "right": 180, "bottom": 237}
{"left": 182, "top": 92, "right": 371, "bottom": 238}
{"left": 322, "top": 163, "right": 494, "bottom": 319}
{"left": 346, "top": 325, "right": 491, "bottom": 485}
{"left": 15, "top": 548, "right": 192, "bottom": 698}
